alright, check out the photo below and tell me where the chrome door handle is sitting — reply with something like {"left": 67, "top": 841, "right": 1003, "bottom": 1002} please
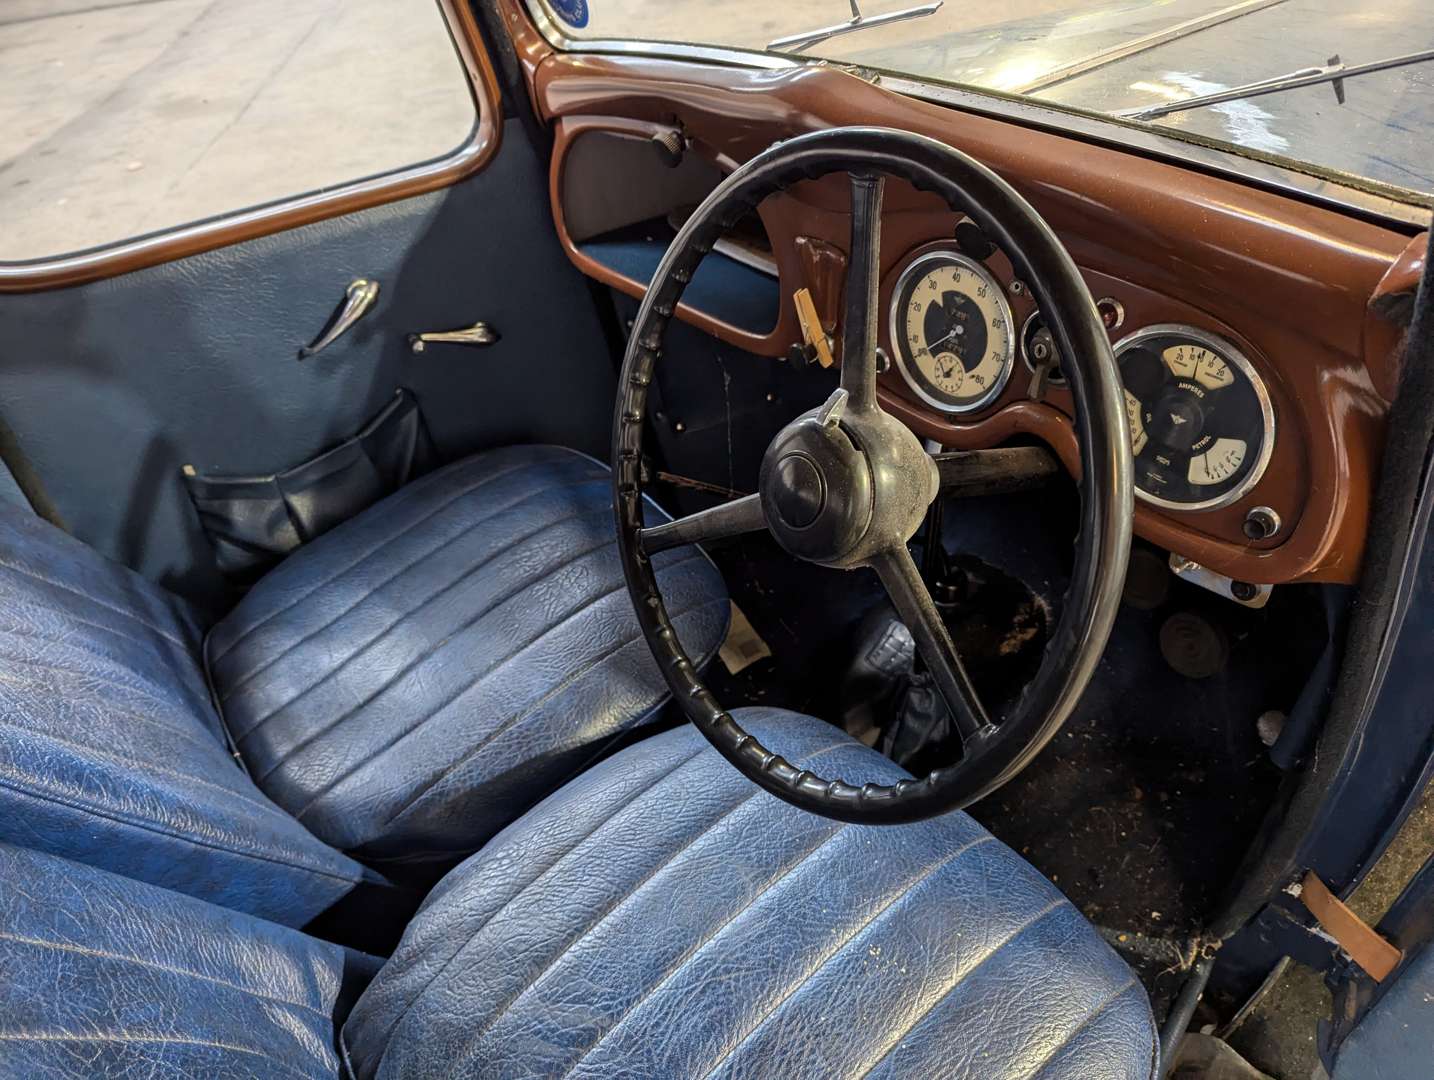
{"left": 408, "top": 321, "right": 499, "bottom": 353}
{"left": 299, "top": 278, "right": 380, "bottom": 358}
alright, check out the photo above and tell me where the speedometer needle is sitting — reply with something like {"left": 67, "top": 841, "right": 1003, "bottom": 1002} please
{"left": 927, "top": 326, "right": 964, "bottom": 352}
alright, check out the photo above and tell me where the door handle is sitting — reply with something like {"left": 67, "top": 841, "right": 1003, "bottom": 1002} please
{"left": 408, "top": 321, "right": 500, "bottom": 353}
{"left": 299, "top": 278, "right": 380, "bottom": 359}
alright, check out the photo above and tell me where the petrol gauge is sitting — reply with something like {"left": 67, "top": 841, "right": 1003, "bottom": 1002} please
{"left": 889, "top": 251, "right": 1015, "bottom": 414}
{"left": 1115, "top": 325, "right": 1275, "bottom": 512}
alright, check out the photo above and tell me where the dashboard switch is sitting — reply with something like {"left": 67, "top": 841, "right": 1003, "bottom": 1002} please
{"left": 1097, "top": 297, "right": 1125, "bottom": 330}
{"left": 1243, "top": 506, "right": 1282, "bottom": 541}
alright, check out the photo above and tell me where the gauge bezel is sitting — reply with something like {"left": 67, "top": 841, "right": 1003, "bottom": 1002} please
{"left": 1113, "top": 323, "right": 1276, "bottom": 513}
{"left": 888, "top": 250, "right": 1016, "bottom": 415}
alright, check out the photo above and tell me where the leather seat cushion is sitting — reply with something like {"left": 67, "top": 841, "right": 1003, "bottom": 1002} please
{"left": 206, "top": 445, "right": 730, "bottom": 861}
{"left": 345, "top": 708, "right": 1159, "bottom": 1079}
{"left": 0, "top": 504, "right": 368, "bottom": 927}
{"left": 0, "top": 841, "right": 352, "bottom": 1079}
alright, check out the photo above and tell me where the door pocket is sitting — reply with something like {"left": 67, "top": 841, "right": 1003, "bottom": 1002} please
{"left": 184, "top": 389, "right": 433, "bottom": 582}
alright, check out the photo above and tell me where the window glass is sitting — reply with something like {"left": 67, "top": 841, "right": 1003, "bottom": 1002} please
{"left": 0, "top": 0, "right": 477, "bottom": 261}
{"left": 534, "top": 0, "right": 1434, "bottom": 204}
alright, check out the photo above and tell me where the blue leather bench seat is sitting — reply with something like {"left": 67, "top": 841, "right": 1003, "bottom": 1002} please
{"left": 0, "top": 841, "right": 352, "bottom": 1079}
{"left": 0, "top": 709, "right": 1158, "bottom": 1079}
{"left": 205, "top": 444, "right": 729, "bottom": 862}
{"left": 0, "top": 444, "right": 728, "bottom": 924}
{"left": 348, "top": 710, "right": 1158, "bottom": 1079}
{"left": 0, "top": 503, "right": 369, "bottom": 926}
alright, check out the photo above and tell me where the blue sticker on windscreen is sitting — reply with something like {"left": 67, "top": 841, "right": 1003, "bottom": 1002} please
{"left": 549, "top": 0, "right": 589, "bottom": 29}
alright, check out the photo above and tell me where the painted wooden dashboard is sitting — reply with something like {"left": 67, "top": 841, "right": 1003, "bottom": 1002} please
{"left": 521, "top": 31, "right": 1426, "bottom": 587}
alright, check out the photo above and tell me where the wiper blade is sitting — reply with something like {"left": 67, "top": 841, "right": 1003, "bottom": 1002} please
{"left": 767, "top": 0, "right": 942, "bottom": 53}
{"left": 1118, "top": 48, "right": 1434, "bottom": 121}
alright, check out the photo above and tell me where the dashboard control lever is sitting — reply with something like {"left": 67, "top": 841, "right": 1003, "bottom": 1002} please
{"left": 408, "top": 321, "right": 499, "bottom": 353}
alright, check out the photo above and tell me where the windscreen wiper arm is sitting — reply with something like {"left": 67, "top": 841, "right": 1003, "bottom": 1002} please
{"left": 1118, "top": 48, "right": 1434, "bottom": 121}
{"left": 767, "top": 0, "right": 942, "bottom": 53}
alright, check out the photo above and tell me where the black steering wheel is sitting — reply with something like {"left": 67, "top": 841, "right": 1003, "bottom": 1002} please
{"left": 614, "top": 126, "right": 1133, "bottom": 824}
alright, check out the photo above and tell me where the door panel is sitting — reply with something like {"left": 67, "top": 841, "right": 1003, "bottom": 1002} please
{"left": 0, "top": 117, "right": 614, "bottom": 608}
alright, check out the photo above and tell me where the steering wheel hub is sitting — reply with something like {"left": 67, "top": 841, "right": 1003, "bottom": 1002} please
{"left": 759, "top": 413, "right": 872, "bottom": 565}
{"left": 759, "top": 395, "right": 940, "bottom": 570}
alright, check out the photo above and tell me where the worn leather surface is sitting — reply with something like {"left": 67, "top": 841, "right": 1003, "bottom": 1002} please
{"left": 0, "top": 118, "right": 616, "bottom": 608}
{"left": 0, "top": 503, "right": 369, "bottom": 926}
{"left": 346, "top": 708, "right": 1159, "bottom": 1079}
{"left": 207, "top": 444, "right": 731, "bottom": 862}
{"left": 1332, "top": 945, "right": 1434, "bottom": 1080}
{"left": 0, "top": 842, "right": 347, "bottom": 1079}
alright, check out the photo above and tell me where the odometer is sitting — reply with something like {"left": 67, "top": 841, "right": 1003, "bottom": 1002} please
{"left": 1115, "top": 325, "right": 1274, "bottom": 511}
{"left": 888, "top": 251, "right": 1015, "bottom": 414}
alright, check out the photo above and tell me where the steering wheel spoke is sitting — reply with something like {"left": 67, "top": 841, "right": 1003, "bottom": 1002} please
{"left": 840, "top": 172, "right": 885, "bottom": 413}
{"left": 933, "top": 446, "right": 1061, "bottom": 498}
{"left": 639, "top": 493, "right": 767, "bottom": 555}
{"left": 870, "top": 545, "right": 994, "bottom": 745}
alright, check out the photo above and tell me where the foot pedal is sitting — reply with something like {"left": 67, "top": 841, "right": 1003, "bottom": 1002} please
{"left": 718, "top": 602, "right": 772, "bottom": 676}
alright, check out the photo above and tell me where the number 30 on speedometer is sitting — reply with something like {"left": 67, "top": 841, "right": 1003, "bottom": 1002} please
{"left": 888, "top": 250, "right": 1015, "bottom": 414}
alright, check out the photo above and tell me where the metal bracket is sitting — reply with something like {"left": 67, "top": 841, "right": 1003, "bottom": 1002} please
{"left": 1170, "top": 553, "right": 1272, "bottom": 608}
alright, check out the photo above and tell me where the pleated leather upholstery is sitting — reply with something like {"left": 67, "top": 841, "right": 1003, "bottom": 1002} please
{"left": 0, "top": 842, "right": 348, "bottom": 1079}
{"left": 346, "top": 708, "right": 1159, "bottom": 1080}
{"left": 206, "top": 445, "right": 730, "bottom": 862}
{"left": 0, "top": 504, "right": 368, "bottom": 927}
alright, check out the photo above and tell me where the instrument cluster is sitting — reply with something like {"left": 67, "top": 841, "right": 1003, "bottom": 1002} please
{"left": 885, "top": 243, "right": 1277, "bottom": 514}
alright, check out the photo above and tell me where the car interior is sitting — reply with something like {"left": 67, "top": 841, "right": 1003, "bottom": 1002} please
{"left": 0, "top": 1, "right": 1431, "bottom": 1077}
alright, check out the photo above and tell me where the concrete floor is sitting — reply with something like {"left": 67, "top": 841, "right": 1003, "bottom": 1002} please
{"left": 0, "top": 0, "right": 475, "bottom": 260}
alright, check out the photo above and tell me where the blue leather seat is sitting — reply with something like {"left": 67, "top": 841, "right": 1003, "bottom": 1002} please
{"left": 0, "top": 503, "right": 369, "bottom": 926}
{"left": 0, "top": 710, "right": 1158, "bottom": 1079}
{"left": 0, "top": 444, "right": 727, "bottom": 923}
{"left": 205, "top": 445, "right": 728, "bottom": 862}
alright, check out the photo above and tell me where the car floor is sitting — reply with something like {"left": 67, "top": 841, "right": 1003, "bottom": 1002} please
{"left": 696, "top": 476, "right": 1320, "bottom": 1023}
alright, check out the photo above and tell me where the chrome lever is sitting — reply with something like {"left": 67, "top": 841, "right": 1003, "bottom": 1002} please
{"left": 299, "top": 278, "right": 379, "bottom": 359}
{"left": 408, "top": 322, "right": 500, "bottom": 353}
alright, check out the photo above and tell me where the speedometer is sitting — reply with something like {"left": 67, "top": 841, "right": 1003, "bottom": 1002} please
{"left": 889, "top": 251, "right": 1015, "bottom": 414}
{"left": 1115, "top": 324, "right": 1275, "bottom": 511}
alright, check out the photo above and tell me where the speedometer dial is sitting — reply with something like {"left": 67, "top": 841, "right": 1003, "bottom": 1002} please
{"left": 1115, "top": 325, "right": 1275, "bottom": 511}
{"left": 889, "top": 251, "right": 1015, "bottom": 414}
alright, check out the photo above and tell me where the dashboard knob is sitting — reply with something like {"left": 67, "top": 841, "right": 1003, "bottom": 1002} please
{"left": 650, "top": 129, "right": 686, "bottom": 168}
{"left": 1243, "top": 505, "right": 1282, "bottom": 541}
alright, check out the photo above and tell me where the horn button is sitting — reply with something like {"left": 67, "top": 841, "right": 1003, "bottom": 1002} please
{"left": 759, "top": 418, "right": 872, "bottom": 565}
{"left": 758, "top": 403, "right": 937, "bottom": 569}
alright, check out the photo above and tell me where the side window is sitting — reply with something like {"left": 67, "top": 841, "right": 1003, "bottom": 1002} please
{"left": 0, "top": 0, "right": 478, "bottom": 262}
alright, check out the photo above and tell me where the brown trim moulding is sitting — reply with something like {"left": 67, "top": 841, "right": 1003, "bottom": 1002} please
{"left": 0, "top": 0, "right": 503, "bottom": 294}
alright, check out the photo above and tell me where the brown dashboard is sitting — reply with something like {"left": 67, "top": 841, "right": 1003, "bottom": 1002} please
{"left": 518, "top": 24, "right": 1425, "bottom": 587}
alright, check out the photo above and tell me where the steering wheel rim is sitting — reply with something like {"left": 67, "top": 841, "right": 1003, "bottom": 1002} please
{"left": 614, "top": 126, "right": 1133, "bottom": 824}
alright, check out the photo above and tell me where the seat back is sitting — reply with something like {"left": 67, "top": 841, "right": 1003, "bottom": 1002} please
{"left": 0, "top": 505, "right": 367, "bottom": 926}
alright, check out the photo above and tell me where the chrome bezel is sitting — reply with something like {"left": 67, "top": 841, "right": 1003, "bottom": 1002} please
{"left": 1114, "top": 323, "right": 1276, "bottom": 513}
{"left": 887, "top": 250, "right": 1015, "bottom": 415}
